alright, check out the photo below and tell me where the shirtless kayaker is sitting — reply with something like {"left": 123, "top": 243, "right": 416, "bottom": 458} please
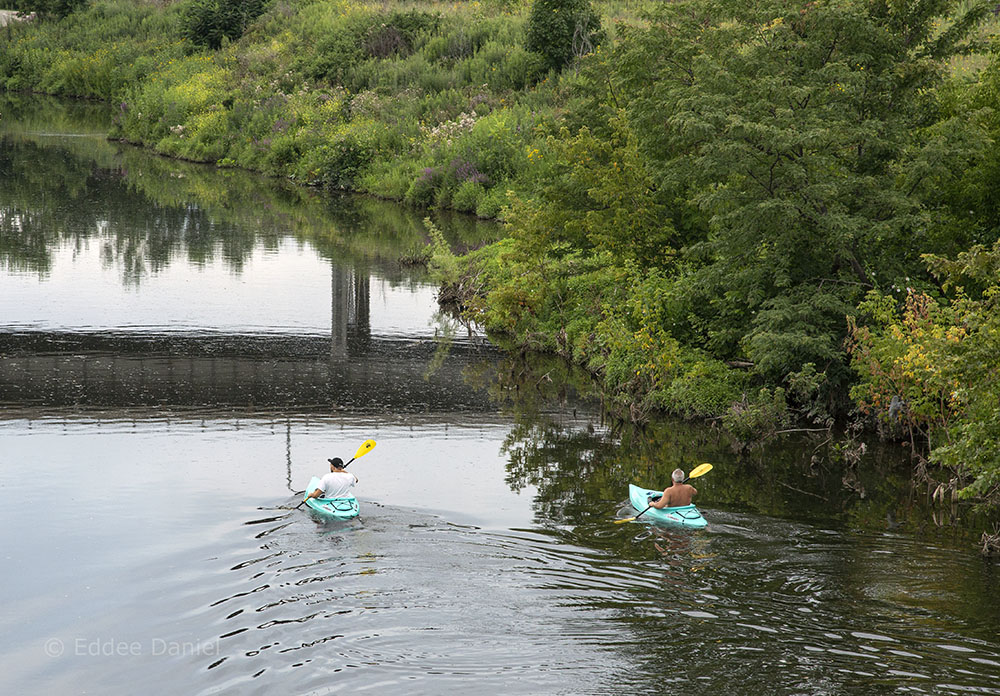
{"left": 650, "top": 468, "right": 697, "bottom": 508}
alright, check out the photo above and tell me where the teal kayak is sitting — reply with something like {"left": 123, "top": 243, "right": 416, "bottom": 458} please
{"left": 628, "top": 484, "right": 707, "bottom": 528}
{"left": 303, "top": 476, "right": 360, "bottom": 520}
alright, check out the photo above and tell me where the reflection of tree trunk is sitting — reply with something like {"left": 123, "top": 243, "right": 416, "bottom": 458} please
{"left": 331, "top": 263, "right": 349, "bottom": 360}
{"left": 351, "top": 270, "right": 370, "bottom": 349}
{"left": 331, "top": 263, "right": 370, "bottom": 360}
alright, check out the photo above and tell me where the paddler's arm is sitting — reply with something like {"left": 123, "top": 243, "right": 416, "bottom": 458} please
{"left": 307, "top": 488, "right": 324, "bottom": 500}
{"left": 649, "top": 491, "right": 670, "bottom": 509}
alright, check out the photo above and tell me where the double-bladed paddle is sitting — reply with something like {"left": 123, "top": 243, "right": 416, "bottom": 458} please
{"left": 614, "top": 462, "right": 713, "bottom": 524}
{"left": 296, "top": 439, "right": 376, "bottom": 509}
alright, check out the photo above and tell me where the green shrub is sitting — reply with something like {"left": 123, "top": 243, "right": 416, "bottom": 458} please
{"left": 182, "top": 0, "right": 269, "bottom": 50}
{"left": 417, "top": 64, "right": 457, "bottom": 92}
{"left": 121, "top": 53, "right": 230, "bottom": 146}
{"left": 450, "top": 106, "right": 534, "bottom": 187}
{"left": 425, "top": 216, "right": 460, "bottom": 285}
{"left": 178, "top": 106, "right": 229, "bottom": 161}
{"left": 358, "top": 159, "right": 417, "bottom": 200}
{"left": 433, "top": 183, "right": 452, "bottom": 208}
{"left": 452, "top": 180, "right": 485, "bottom": 212}
{"left": 303, "top": 139, "right": 370, "bottom": 187}
{"left": 262, "top": 131, "right": 303, "bottom": 173}
{"left": 363, "top": 10, "right": 440, "bottom": 58}
{"left": 525, "top": 0, "right": 603, "bottom": 72}
{"left": 405, "top": 166, "right": 442, "bottom": 207}
{"left": 501, "top": 45, "right": 546, "bottom": 90}
{"left": 665, "top": 359, "right": 749, "bottom": 419}
{"left": 422, "top": 35, "right": 450, "bottom": 62}
{"left": 455, "top": 40, "right": 544, "bottom": 90}
{"left": 299, "top": 24, "right": 367, "bottom": 83}
{"left": 475, "top": 185, "right": 508, "bottom": 218}
{"left": 722, "top": 388, "right": 791, "bottom": 445}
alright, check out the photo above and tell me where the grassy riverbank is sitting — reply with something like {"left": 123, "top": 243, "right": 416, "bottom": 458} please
{"left": 3, "top": 0, "right": 1000, "bottom": 512}
{"left": 0, "top": 0, "right": 588, "bottom": 217}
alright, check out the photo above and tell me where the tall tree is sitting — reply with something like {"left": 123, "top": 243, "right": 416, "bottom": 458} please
{"left": 613, "top": 0, "right": 992, "bottom": 385}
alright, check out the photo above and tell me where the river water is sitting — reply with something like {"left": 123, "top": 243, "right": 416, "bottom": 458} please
{"left": 1, "top": 94, "right": 999, "bottom": 695}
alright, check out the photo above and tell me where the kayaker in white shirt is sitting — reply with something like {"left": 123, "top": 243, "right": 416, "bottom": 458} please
{"left": 305, "top": 457, "right": 358, "bottom": 500}
{"left": 650, "top": 468, "right": 697, "bottom": 508}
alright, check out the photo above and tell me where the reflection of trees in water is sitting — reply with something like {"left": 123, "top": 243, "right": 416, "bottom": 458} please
{"left": 0, "top": 137, "right": 276, "bottom": 281}
{"left": 0, "top": 207, "right": 53, "bottom": 273}
{"left": 0, "top": 95, "right": 498, "bottom": 282}
{"left": 482, "top": 351, "right": 733, "bottom": 525}
{"left": 485, "top": 350, "right": 976, "bottom": 536}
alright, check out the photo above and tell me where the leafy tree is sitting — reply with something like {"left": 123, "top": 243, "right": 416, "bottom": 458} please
{"left": 941, "top": 46, "right": 1000, "bottom": 245}
{"left": 471, "top": 116, "right": 676, "bottom": 351}
{"left": 611, "top": 0, "right": 993, "bottom": 388}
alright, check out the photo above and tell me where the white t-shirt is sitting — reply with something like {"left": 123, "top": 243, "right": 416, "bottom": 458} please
{"left": 319, "top": 470, "right": 356, "bottom": 498}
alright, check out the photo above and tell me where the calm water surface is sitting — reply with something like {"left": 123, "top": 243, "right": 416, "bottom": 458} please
{"left": 1, "top": 95, "right": 999, "bottom": 695}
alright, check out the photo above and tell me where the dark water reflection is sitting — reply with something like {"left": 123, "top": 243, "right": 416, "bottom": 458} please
{"left": 2, "top": 94, "right": 999, "bottom": 695}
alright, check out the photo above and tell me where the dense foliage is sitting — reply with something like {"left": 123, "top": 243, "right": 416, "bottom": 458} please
{"left": 1, "top": 0, "right": 999, "bottom": 504}
{"left": 847, "top": 242, "right": 1000, "bottom": 502}
{"left": 8, "top": 0, "right": 88, "bottom": 19}
{"left": 181, "top": 0, "right": 270, "bottom": 49}
{"left": 525, "top": 0, "right": 604, "bottom": 70}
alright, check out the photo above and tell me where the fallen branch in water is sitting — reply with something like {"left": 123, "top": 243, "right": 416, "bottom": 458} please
{"left": 779, "top": 481, "right": 828, "bottom": 501}
{"left": 981, "top": 527, "right": 1000, "bottom": 557}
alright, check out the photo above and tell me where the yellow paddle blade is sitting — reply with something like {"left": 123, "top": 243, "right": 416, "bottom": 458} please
{"left": 613, "top": 515, "right": 638, "bottom": 524}
{"left": 354, "top": 439, "right": 376, "bottom": 459}
{"left": 688, "top": 462, "right": 713, "bottom": 479}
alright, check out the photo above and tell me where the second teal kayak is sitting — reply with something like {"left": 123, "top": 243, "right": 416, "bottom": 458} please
{"left": 303, "top": 476, "right": 360, "bottom": 520}
{"left": 628, "top": 484, "right": 707, "bottom": 528}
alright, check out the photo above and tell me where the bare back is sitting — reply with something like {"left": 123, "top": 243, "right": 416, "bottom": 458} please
{"left": 663, "top": 483, "right": 697, "bottom": 507}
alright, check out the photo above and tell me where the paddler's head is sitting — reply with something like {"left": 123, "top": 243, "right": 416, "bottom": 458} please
{"left": 671, "top": 468, "right": 685, "bottom": 483}
{"left": 328, "top": 457, "right": 345, "bottom": 471}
